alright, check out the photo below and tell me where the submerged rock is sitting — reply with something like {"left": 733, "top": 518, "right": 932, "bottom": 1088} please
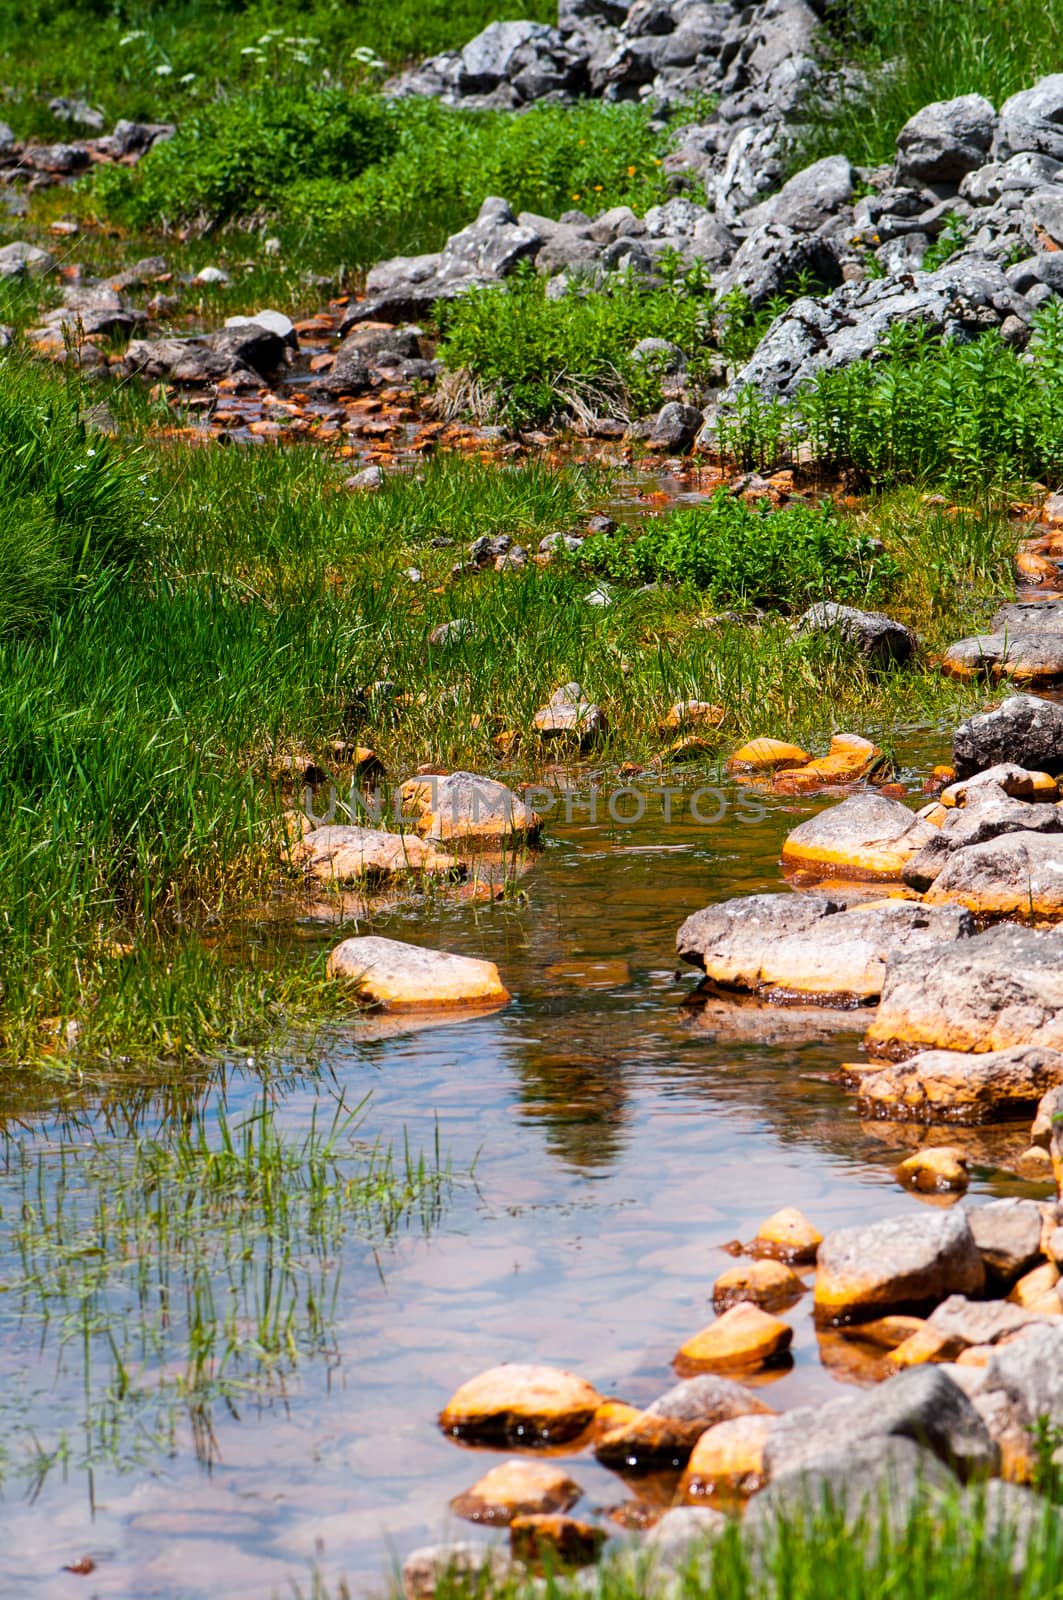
{"left": 439, "top": 1363, "right": 602, "bottom": 1446}
{"left": 712, "top": 1258, "right": 805, "bottom": 1312}
{"left": 851, "top": 1044, "right": 1063, "bottom": 1123}
{"left": 296, "top": 825, "right": 457, "bottom": 883}
{"left": 813, "top": 1207, "right": 984, "bottom": 1324}
{"left": 509, "top": 1513, "right": 606, "bottom": 1568}
{"left": 781, "top": 792, "right": 935, "bottom": 879}
{"left": 326, "top": 935, "right": 509, "bottom": 1010}
{"left": 676, "top": 892, "right": 972, "bottom": 1003}
{"left": 866, "top": 924, "right": 1063, "bottom": 1056}
{"left": 772, "top": 733, "right": 884, "bottom": 792}
{"left": 451, "top": 1459, "right": 581, "bottom": 1525}
{"left": 726, "top": 737, "right": 811, "bottom": 772}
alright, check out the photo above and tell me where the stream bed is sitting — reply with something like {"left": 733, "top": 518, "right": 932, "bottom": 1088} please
{"left": 0, "top": 732, "right": 1044, "bottom": 1598}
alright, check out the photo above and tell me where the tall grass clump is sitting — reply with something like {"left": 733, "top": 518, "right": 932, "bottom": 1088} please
{"left": 801, "top": 0, "right": 1063, "bottom": 169}
{"left": 719, "top": 304, "right": 1063, "bottom": 489}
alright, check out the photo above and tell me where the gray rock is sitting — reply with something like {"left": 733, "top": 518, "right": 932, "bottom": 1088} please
{"left": 765, "top": 1365, "right": 996, "bottom": 1480}
{"left": 963, "top": 152, "right": 1063, "bottom": 204}
{"left": 532, "top": 683, "right": 604, "bottom": 746}
{"left": 122, "top": 325, "right": 287, "bottom": 385}
{"left": 403, "top": 1542, "right": 510, "bottom": 1600}
{"left": 677, "top": 893, "right": 972, "bottom": 1004}
{"left": 47, "top": 96, "right": 105, "bottom": 131}
{"left": 867, "top": 922, "right": 1063, "bottom": 1057}
{"left": 21, "top": 142, "right": 90, "bottom": 173}
{"left": 795, "top": 602, "right": 916, "bottom": 666}
{"left": 746, "top": 1436, "right": 954, "bottom": 1540}
{"left": 928, "top": 1293, "right": 1053, "bottom": 1349}
{"left": 996, "top": 75, "right": 1063, "bottom": 163}
{"left": 895, "top": 95, "right": 997, "bottom": 186}
{"left": 781, "top": 790, "right": 937, "bottom": 879}
{"left": 812, "top": 1208, "right": 986, "bottom": 1326}
{"left": 956, "top": 1480, "right": 1063, "bottom": 1580}
{"left": 943, "top": 631, "right": 1063, "bottom": 684}
{"left": 0, "top": 121, "right": 15, "bottom": 156}
{"left": 652, "top": 402, "right": 703, "bottom": 451}
{"left": 953, "top": 694, "right": 1063, "bottom": 778}
{"left": 643, "top": 1506, "right": 726, "bottom": 1564}
{"left": 983, "top": 1322, "right": 1063, "bottom": 1425}
{"left": 743, "top": 155, "right": 853, "bottom": 233}
{"left": 924, "top": 828, "right": 1063, "bottom": 916}
{"left": 902, "top": 787, "right": 1063, "bottom": 890}
{"left": 0, "top": 241, "right": 55, "bottom": 279}
{"left": 854, "top": 1045, "right": 1063, "bottom": 1125}
{"left": 428, "top": 619, "right": 475, "bottom": 648}
{"left": 715, "top": 221, "right": 843, "bottom": 310}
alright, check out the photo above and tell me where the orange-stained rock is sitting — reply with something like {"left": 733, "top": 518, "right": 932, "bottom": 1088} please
{"left": 924, "top": 765, "right": 956, "bottom": 794}
{"left": 844, "top": 1314, "right": 927, "bottom": 1351}
{"left": 885, "top": 1324, "right": 963, "bottom": 1368}
{"left": 679, "top": 1415, "right": 774, "bottom": 1501}
{"left": 509, "top": 1514, "right": 606, "bottom": 1569}
{"left": 939, "top": 765, "right": 1059, "bottom": 807}
{"left": 296, "top": 824, "right": 458, "bottom": 883}
{"left": 662, "top": 701, "right": 727, "bottom": 733}
{"left": 749, "top": 1207, "right": 822, "bottom": 1264}
{"left": 773, "top": 733, "right": 883, "bottom": 793}
{"left": 593, "top": 1375, "right": 772, "bottom": 1472}
{"left": 675, "top": 1304, "right": 792, "bottom": 1373}
{"left": 451, "top": 1460, "right": 581, "bottom": 1526}
{"left": 667, "top": 735, "right": 719, "bottom": 763}
{"left": 712, "top": 1258, "right": 804, "bottom": 1313}
{"left": 895, "top": 1147, "right": 970, "bottom": 1194}
{"left": 1016, "top": 549, "right": 1060, "bottom": 582}
{"left": 726, "top": 737, "right": 811, "bottom": 773}
{"left": 327, "top": 936, "right": 509, "bottom": 1011}
{"left": 923, "top": 831, "right": 1063, "bottom": 917}
{"left": 852, "top": 1046, "right": 1063, "bottom": 1124}
{"left": 1008, "top": 1262, "right": 1061, "bottom": 1310}
{"left": 781, "top": 792, "right": 934, "bottom": 880}
{"left": 813, "top": 1208, "right": 984, "bottom": 1326}
{"left": 439, "top": 1364, "right": 602, "bottom": 1447}
{"left": 591, "top": 1400, "right": 643, "bottom": 1437}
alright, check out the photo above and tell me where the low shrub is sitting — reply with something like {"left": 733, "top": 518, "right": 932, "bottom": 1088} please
{"left": 583, "top": 491, "right": 899, "bottom": 610}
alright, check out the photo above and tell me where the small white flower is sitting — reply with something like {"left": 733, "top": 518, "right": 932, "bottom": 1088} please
{"left": 240, "top": 46, "right": 261, "bottom": 55}
{"left": 179, "top": 72, "right": 196, "bottom": 84}
{"left": 119, "top": 29, "right": 145, "bottom": 45}
{"left": 155, "top": 63, "right": 173, "bottom": 75}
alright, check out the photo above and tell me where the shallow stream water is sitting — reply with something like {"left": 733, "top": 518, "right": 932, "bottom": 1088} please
{"left": 0, "top": 734, "right": 1046, "bottom": 1598}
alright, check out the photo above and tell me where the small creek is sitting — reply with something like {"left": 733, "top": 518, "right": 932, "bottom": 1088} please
{"left": 0, "top": 732, "right": 1047, "bottom": 1598}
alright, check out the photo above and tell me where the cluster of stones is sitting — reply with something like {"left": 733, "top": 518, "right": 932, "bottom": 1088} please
{"left": 0, "top": 109, "right": 173, "bottom": 195}
{"left": 405, "top": 1192, "right": 1063, "bottom": 1595}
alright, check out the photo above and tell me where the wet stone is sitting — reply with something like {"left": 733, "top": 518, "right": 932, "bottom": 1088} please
{"left": 327, "top": 936, "right": 510, "bottom": 1011}
{"left": 969, "top": 1200, "right": 1046, "bottom": 1287}
{"left": 781, "top": 791, "right": 936, "bottom": 879}
{"left": 940, "top": 763, "right": 1060, "bottom": 806}
{"left": 400, "top": 771, "right": 542, "bottom": 846}
{"left": 813, "top": 1206, "right": 984, "bottom": 1325}
{"left": 679, "top": 1414, "right": 774, "bottom": 1501}
{"left": 866, "top": 924, "right": 1063, "bottom": 1057}
{"left": 712, "top": 1259, "right": 805, "bottom": 1312}
{"left": 675, "top": 1303, "right": 793, "bottom": 1373}
{"left": 451, "top": 1459, "right": 582, "bottom": 1525}
{"left": 895, "top": 1146, "right": 970, "bottom": 1193}
{"left": 749, "top": 1208, "right": 822, "bottom": 1264}
{"left": 295, "top": 825, "right": 457, "bottom": 884}
{"left": 439, "top": 1364, "right": 602, "bottom": 1447}
{"left": 509, "top": 1514, "right": 606, "bottom": 1569}
{"left": 773, "top": 733, "right": 883, "bottom": 792}
{"left": 924, "top": 830, "right": 1063, "bottom": 917}
{"left": 593, "top": 1374, "right": 771, "bottom": 1471}
{"left": 943, "top": 632, "right": 1063, "bottom": 686}
{"left": 726, "top": 737, "right": 811, "bottom": 772}
{"left": 676, "top": 892, "right": 973, "bottom": 1004}
{"left": 852, "top": 1045, "right": 1063, "bottom": 1123}
{"left": 532, "top": 682, "right": 604, "bottom": 748}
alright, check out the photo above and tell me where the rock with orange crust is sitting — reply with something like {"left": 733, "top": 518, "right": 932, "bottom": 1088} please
{"left": 781, "top": 792, "right": 935, "bottom": 879}
{"left": 439, "top": 1364, "right": 602, "bottom": 1447}
{"left": 675, "top": 1304, "right": 793, "bottom": 1372}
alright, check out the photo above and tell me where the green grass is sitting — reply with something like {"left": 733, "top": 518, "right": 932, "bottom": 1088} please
{"left": 0, "top": 1088, "right": 456, "bottom": 1484}
{"left": 798, "top": 0, "right": 1063, "bottom": 170}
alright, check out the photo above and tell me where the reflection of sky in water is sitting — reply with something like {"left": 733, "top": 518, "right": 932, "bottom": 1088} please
{"left": 0, "top": 755, "right": 1044, "bottom": 1597}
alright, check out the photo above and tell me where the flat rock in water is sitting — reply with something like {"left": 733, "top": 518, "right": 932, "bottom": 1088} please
{"left": 813, "top": 1207, "right": 984, "bottom": 1324}
{"left": 866, "top": 923, "right": 1063, "bottom": 1056}
{"left": 675, "top": 1304, "right": 793, "bottom": 1373}
{"left": 594, "top": 1374, "right": 771, "bottom": 1471}
{"left": 450, "top": 1459, "right": 581, "bottom": 1525}
{"left": 679, "top": 1414, "right": 774, "bottom": 1500}
{"left": 851, "top": 1044, "right": 1063, "bottom": 1123}
{"left": 400, "top": 771, "right": 542, "bottom": 845}
{"left": 676, "top": 892, "right": 972, "bottom": 1003}
{"left": 764, "top": 1364, "right": 996, "bottom": 1480}
{"left": 924, "top": 830, "right": 1063, "bottom": 916}
{"left": 439, "top": 1363, "right": 602, "bottom": 1446}
{"left": 942, "top": 632, "right": 1063, "bottom": 685}
{"left": 895, "top": 1146, "right": 969, "bottom": 1192}
{"left": 968, "top": 1200, "right": 1045, "bottom": 1286}
{"left": 781, "top": 792, "right": 936, "bottom": 878}
{"left": 953, "top": 694, "right": 1063, "bottom": 778}
{"left": 727, "top": 737, "right": 811, "bottom": 772}
{"left": 326, "top": 936, "right": 509, "bottom": 1010}
{"left": 712, "top": 1259, "right": 805, "bottom": 1312}
{"left": 939, "top": 764, "right": 1059, "bottom": 805}
{"left": 296, "top": 825, "right": 457, "bottom": 883}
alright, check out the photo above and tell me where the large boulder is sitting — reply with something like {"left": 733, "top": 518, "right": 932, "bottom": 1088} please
{"left": 895, "top": 94, "right": 997, "bottom": 186}
{"left": 995, "top": 75, "right": 1063, "bottom": 163}
{"left": 122, "top": 325, "right": 287, "bottom": 384}
{"left": 764, "top": 1365, "right": 996, "bottom": 1480}
{"left": 813, "top": 1207, "right": 985, "bottom": 1324}
{"left": 714, "top": 220, "right": 844, "bottom": 310}
{"left": 745, "top": 1436, "right": 953, "bottom": 1538}
{"left": 348, "top": 198, "right": 542, "bottom": 323}
{"left": 676, "top": 892, "right": 973, "bottom": 1003}
{"left": 851, "top": 1044, "right": 1063, "bottom": 1123}
{"left": 780, "top": 792, "right": 936, "bottom": 879}
{"left": 742, "top": 155, "right": 853, "bottom": 234}
{"left": 795, "top": 603, "right": 916, "bottom": 667}
{"left": 953, "top": 694, "right": 1063, "bottom": 778}
{"left": 924, "top": 830, "right": 1063, "bottom": 917}
{"left": 967, "top": 1199, "right": 1045, "bottom": 1287}
{"left": 943, "top": 632, "right": 1063, "bottom": 686}
{"left": 866, "top": 923, "right": 1063, "bottom": 1056}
